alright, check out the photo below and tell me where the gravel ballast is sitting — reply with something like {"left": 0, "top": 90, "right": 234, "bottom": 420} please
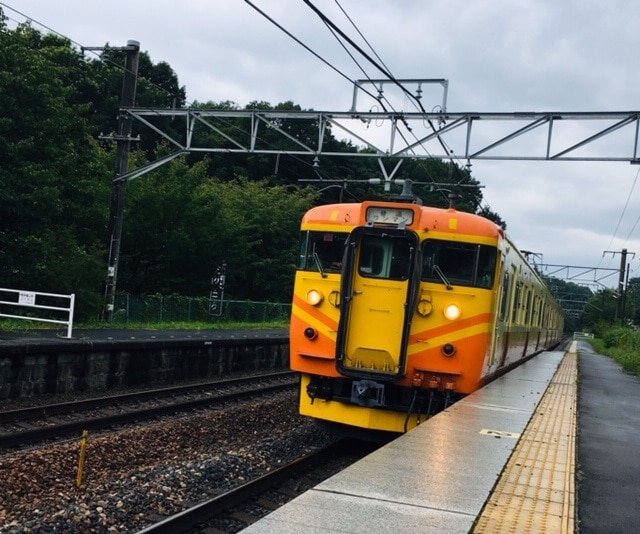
{"left": 0, "top": 391, "right": 334, "bottom": 533}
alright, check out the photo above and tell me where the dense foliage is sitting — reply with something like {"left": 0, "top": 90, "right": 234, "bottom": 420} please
{"left": 543, "top": 277, "right": 594, "bottom": 332}
{"left": 0, "top": 11, "right": 565, "bottom": 323}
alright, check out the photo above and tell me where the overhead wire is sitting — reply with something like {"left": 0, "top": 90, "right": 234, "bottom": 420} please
{"left": 243, "top": 0, "right": 381, "bottom": 105}
{"left": 0, "top": 2, "right": 185, "bottom": 107}
{"left": 1, "top": 2, "right": 336, "bottom": 184}
{"left": 4, "top": 1, "right": 482, "bottom": 207}
{"left": 302, "top": 0, "right": 423, "bottom": 110}
{"left": 618, "top": 165, "right": 640, "bottom": 274}
{"left": 242, "top": 0, "right": 445, "bottom": 195}
{"left": 333, "top": 0, "right": 393, "bottom": 78}
{"left": 619, "top": 165, "right": 640, "bottom": 245}
{"left": 594, "top": 165, "right": 640, "bottom": 271}
{"left": 305, "top": 0, "right": 488, "bottom": 209}
{"left": 297, "top": 3, "right": 440, "bottom": 175}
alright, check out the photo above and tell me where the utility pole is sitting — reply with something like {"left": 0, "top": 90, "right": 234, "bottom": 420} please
{"left": 604, "top": 248, "right": 635, "bottom": 324}
{"left": 102, "top": 40, "right": 140, "bottom": 321}
{"left": 617, "top": 249, "right": 627, "bottom": 323}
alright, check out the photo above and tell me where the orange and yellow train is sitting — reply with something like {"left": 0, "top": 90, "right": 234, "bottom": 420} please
{"left": 290, "top": 195, "right": 563, "bottom": 437}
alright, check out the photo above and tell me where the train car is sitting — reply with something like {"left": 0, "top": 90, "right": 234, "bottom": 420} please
{"left": 290, "top": 192, "right": 564, "bottom": 437}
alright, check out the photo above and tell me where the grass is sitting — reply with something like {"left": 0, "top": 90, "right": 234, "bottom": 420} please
{"left": 0, "top": 319, "right": 289, "bottom": 332}
{"left": 589, "top": 328, "right": 640, "bottom": 378}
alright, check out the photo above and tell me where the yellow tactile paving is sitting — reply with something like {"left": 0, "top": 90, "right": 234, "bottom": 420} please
{"left": 473, "top": 346, "right": 577, "bottom": 533}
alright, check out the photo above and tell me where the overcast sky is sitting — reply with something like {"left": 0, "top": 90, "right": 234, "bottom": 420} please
{"left": 5, "top": 0, "right": 640, "bottom": 289}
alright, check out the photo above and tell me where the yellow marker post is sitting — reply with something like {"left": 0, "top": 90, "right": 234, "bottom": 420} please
{"left": 77, "top": 430, "right": 89, "bottom": 488}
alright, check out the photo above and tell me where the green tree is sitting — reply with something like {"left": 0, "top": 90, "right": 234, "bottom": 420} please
{"left": 207, "top": 177, "right": 317, "bottom": 301}
{"left": 0, "top": 8, "right": 512, "bottom": 315}
{"left": 582, "top": 288, "right": 619, "bottom": 333}
{"left": 623, "top": 276, "right": 640, "bottom": 325}
{"left": 120, "top": 154, "right": 317, "bottom": 301}
{"left": 119, "top": 153, "right": 210, "bottom": 295}
{"left": 0, "top": 17, "right": 111, "bottom": 319}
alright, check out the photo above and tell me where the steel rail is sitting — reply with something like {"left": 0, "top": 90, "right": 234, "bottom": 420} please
{"left": 0, "top": 371, "right": 295, "bottom": 424}
{"left": 136, "top": 440, "right": 346, "bottom": 534}
{"left": 0, "top": 378, "right": 297, "bottom": 449}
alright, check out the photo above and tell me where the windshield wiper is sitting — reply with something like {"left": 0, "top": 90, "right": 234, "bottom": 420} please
{"left": 313, "top": 252, "right": 327, "bottom": 278}
{"left": 433, "top": 264, "right": 453, "bottom": 290}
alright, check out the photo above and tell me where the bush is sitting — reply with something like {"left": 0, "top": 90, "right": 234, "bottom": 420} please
{"left": 592, "top": 326, "right": 640, "bottom": 377}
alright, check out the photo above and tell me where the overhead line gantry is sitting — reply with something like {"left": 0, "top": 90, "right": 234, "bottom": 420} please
{"left": 119, "top": 108, "right": 640, "bottom": 182}
{"left": 103, "top": 71, "right": 640, "bottom": 321}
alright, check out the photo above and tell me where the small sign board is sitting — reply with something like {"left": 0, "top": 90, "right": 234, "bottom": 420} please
{"left": 18, "top": 291, "right": 36, "bottom": 306}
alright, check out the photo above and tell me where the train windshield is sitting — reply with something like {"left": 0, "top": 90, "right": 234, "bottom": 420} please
{"left": 422, "top": 240, "right": 497, "bottom": 289}
{"left": 357, "top": 235, "right": 412, "bottom": 281}
{"left": 299, "top": 231, "right": 349, "bottom": 273}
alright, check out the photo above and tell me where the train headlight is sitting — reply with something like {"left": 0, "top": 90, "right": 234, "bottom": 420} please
{"left": 443, "top": 303, "right": 461, "bottom": 320}
{"left": 307, "top": 289, "right": 324, "bottom": 306}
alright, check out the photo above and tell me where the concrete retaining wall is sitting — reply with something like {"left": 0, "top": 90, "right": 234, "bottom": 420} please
{"left": 0, "top": 337, "right": 290, "bottom": 399}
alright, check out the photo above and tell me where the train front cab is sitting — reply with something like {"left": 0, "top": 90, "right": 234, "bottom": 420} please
{"left": 291, "top": 201, "right": 511, "bottom": 435}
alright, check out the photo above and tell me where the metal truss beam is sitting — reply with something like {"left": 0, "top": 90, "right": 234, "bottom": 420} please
{"left": 124, "top": 108, "right": 640, "bottom": 179}
{"left": 538, "top": 263, "right": 620, "bottom": 288}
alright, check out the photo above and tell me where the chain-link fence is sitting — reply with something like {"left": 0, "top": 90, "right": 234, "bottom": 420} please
{"left": 112, "top": 294, "right": 291, "bottom": 324}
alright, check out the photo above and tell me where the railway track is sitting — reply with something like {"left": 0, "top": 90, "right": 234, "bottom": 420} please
{"left": 137, "top": 438, "right": 377, "bottom": 534}
{"left": 0, "top": 372, "right": 297, "bottom": 449}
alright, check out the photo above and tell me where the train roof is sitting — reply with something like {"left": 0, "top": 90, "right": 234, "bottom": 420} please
{"left": 302, "top": 201, "right": 504, "bottom": 240}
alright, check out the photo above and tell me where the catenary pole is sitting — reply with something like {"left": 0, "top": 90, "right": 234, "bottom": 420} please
{"left": 103, "top": 40, "right": 140, "bottom": 321}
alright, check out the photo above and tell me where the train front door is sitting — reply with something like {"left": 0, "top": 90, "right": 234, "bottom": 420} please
{"left": 336, "top": 228, "right": 419, "bottom": 380}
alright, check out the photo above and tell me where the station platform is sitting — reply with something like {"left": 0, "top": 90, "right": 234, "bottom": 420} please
{"left": 242, "top": 340, "right": 640, "bottom": 533}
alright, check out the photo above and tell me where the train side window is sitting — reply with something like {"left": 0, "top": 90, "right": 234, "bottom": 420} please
{"left": 299, "top": 231, "right": 349, "bottom": 272}
{"left": 524, "top": 289, "right": 533, "bottom": 325}
{"left": 512, "top": 282, "right": 522, "bottom": 324}
{"left": 477, "top": 246, "right": 497, "bottom": 288}
{"left": 499, "top": 271, "right": 510, "bottom": 320}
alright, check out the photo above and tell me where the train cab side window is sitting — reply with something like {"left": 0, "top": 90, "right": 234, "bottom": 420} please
{"left": 422, "top": 240, "right": 497, "bottom": 289}
{"left": 299, "top": 231, "right": 349, "bottom": 273}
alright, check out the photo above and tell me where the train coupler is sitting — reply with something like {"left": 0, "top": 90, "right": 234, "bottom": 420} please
{"left": 351, "top": 379, "right": 385, "bottom": 407}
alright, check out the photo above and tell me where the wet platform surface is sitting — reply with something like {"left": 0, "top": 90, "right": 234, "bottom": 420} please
{"left": 243, "top": 340, "right": 640, "bottom": 533}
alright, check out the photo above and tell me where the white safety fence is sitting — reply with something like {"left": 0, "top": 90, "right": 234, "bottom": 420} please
{"left": 573, "top": 331, "right": 595, "bottom": 340}
{"left": 0, "top": 287, "right": 76, "bottom": 338}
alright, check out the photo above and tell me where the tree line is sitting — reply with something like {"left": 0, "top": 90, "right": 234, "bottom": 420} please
{"left": 0, "top": 11, "right": 630, "bottom": 329}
